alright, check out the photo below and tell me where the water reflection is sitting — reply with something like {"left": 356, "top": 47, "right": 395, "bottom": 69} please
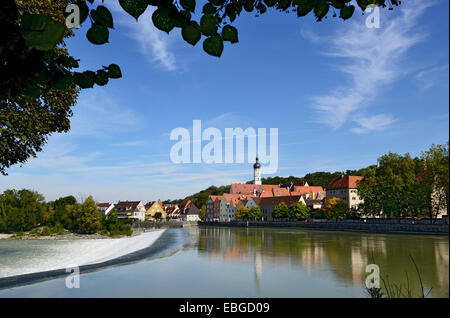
{"left": 197, "top": 227, "right": 449, "bottom": 297}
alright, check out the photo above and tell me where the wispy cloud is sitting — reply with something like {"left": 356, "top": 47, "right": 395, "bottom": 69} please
{"left": 350, "top": 114, "right": 396, "bottom": 134}
{"left": 108, "top": 1, "right": 177, "bottom": 71}
{"left": 415, "top": 64, "right": 449, "bottom": 91}
{"left": 309, "top": 0, "right": 432, "bottom": 133}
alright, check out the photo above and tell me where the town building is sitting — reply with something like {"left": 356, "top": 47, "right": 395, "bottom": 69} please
{"left": 180, "top": 203, "right": 200, "bottom": 222}
{"left": 255, "top": 195, "right": 306, "bottom": 221}
{"left": 115, "top": 201, "right": 146, "bottom": 221}
{"left": 326, "top": 175, "right": 364, "bottom": 210}
{"left": 205, "top": 195, "right": 222, "bottom": 221}
{"left": 145, "top": 201, "right": 166, "bottom": 220}
{"left": 96, "top": 202, "right": 115, "bottom": 217}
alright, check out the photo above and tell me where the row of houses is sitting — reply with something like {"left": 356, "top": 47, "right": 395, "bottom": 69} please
{"left": 205, "top": 175, "right": 364, "bottom": 222}
{"left": 96, "top": 199, "right": 201, "bottom": 222}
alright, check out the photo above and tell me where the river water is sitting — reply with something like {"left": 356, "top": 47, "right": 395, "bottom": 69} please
{"left": 0, "top": 226, "right": 448, "bottom": 297}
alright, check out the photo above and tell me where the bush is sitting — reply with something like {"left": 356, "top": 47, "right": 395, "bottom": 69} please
{"left": 313, "top": 209, "right": 327, "bottom": 219}
{"left": 40, "top": 226, "right": 51, "bottom": 236}
{"left": 52, "top": 222, "right": 65, "bottom": 235}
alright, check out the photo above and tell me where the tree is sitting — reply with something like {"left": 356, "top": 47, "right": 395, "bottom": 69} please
{"left": 272, "top": 202, "right": 289, "bottom": 220}
{"left": 1, "top": 0, "right": 399, "bottom": 174}
{"left": 358, "top": 152, "right": 424, "bottom": 220}
{"left": 313, "top": 209, "right": 326, "bottom": 219}
{"left": 324, "top": 197, "right": 347, "bottom": 221}
{"left": 248, "top": 205, "right": 262, "bottom": 220}
{"left": 235, "top": 205, "right": 249, "bottom": 220}
{"left": 66, "top": 196, "right": 101, "bottom": 234}
{"left": 0, "top": 189, "right": 47, "bottom": 232}
{"left": 199, "top": 204, "right": 206, "bottom": 220}
{"left": 419, "top": 142, "right": 449, "bottom": 223}
{"left": 289, "top": 201, "right": 310, "bottom": 220}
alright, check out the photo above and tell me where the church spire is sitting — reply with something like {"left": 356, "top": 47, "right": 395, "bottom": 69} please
{"left": 253, "top": 157, "right": 261, "bottom": 185}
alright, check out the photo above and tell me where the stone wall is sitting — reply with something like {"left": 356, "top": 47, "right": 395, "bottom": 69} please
{"left": 198, "top": 220, "right": 449, "bottom": 235}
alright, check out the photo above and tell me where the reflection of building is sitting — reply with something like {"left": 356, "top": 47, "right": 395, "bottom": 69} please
{"left": 254, "top": 251, "right": 262, "bottom": 290}
{"left": 326, "top": 175, "right": 364, "bottom": 210}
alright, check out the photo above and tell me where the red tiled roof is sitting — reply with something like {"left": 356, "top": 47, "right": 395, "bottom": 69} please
{"left": 327, "top": 176, "right": 363, "bottom": 190}
{"left": 145, "top": 201, "right": 163, "bottom": 210}
{"left": 97, "top": 203, "right": 112, "bottom": 208}
{"left": 293, "top": 186, "right": 324, "bottom": 194}
{"left": 115, "top": 201, "right": 141, "bottom": 211}
{"left": 257, "top": 195, "right": 303, "bottom": 207}
{"left": 231, "top": 184, "right": 260, "bottom": 194}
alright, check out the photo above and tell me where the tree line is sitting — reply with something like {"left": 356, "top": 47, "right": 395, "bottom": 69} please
{"left": 0, "top": 190, "right": 131, "bottom": 236}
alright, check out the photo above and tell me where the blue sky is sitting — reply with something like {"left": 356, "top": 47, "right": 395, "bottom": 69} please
{"left": 1, "top": 0, "right": 448, "bottom": 202}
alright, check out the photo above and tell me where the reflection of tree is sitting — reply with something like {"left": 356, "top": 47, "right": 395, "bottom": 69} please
{"left": 197, "top": 227, "right": 448, "bottom": 297}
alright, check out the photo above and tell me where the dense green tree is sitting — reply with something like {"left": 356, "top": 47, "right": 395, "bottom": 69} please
{"left": 236, "top": 205, "right": 249, "bottom": 220}
{"left": 102, "top": 210, "right": 132, "bottom": 237}
{"left": 288, "top": 201, "right": 310, "bottom": 220}
{"left": 199, "top": 204, "right": 206, "bottom": 220}
{"left": 358, "top": 152, "right": 422, "bottom": 220}
{"left": 419, "top": 143, "right": 449, "bottom": 223}
{"left": 248, "top": 205, "right": 262, "bottom": 220}
{"left": 66, "top": 196, "right": 101, "bottom": 234}
{"left": 272, "top": 202, "right": 289, "bottom": 219}
{"left": 324, "top": 197, "right": 347, "bottom": 221}
{"left": 0, "top": 189, "right": 47, "bottom": 232}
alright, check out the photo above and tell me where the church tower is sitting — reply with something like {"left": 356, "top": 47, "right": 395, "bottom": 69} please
{"left": 253, "top": 157, "right": 261, "bottom": 185}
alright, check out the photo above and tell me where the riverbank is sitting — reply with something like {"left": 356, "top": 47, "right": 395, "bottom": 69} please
{"left": 199, "top": 220, "right": 449, "bottom": 235}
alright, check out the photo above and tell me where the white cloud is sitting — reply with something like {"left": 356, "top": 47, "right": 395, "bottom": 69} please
{"left": 350, "top": 114, "right": 396, "bottom": 134}
{"left": 309, "top": 0, "right": 432, "bottom": 133}
{"left": 415, "top": 64, "right": 449, "bottom": 91}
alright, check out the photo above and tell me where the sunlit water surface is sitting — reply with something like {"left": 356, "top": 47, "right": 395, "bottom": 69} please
{"left": 0, "top": 227, "right": 448, "bottom": 297}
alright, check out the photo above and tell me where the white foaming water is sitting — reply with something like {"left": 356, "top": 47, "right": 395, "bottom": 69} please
{"left": 0, "top": 230, "right": 165, "bottom": 278}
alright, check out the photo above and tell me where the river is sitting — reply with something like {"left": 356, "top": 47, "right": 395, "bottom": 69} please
{"left": 0, "top": 226, "right": 448, "bottom": 297}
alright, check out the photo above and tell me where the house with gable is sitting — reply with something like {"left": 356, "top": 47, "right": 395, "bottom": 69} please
{"left": 115, "top": 201, "right": 146, "bottom": 221}
{"left": 145, "top": 201, "right": 166, "bottom": 220}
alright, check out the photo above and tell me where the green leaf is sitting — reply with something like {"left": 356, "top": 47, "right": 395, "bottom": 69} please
{"left": 203, "top": 35, "right": 223, "bottom": 57}
{"left": 263, "top": 0, "right": 277, "bottom": 7}
{"left": 200, "top": 14, "right": 218, "bottom": 36}
{"left": 118, "top": 0, "right": 148, "bottom": 20}
{"left": 314, "top": 0, "right": 329, "bottom": 20}
{"left": 74, "top": 71, "right": 95, "bottom": 88}
{"left": 152, "top": 8, "right": 175, "bottom": 34}
{"left": 95, "top": 70, "right": 109, "bottom": 86}
{"left": 51, "top": 73, "right": 73, "bottom": 90}
{"left": 297, "top": 2, "right": 313, "bottom": 17}
{"left": 86, "top": 24, "right": 109, "bottom": 44}
{"left": 107, "top": 64, "right": 122, "bottom": 79}
{"left": 21, "top": 14, "right": 65, "bottom": 51}
{"left": 77, "top": 0, "right": 89, "bottom": 24}
{"left": 91, "top": 5, "right": 114, "bottom": 28}
{"left": 203, "top": 3, "right": 216, "bottom": 14}
{"left": 340, "top": 5, "right": 355, "bottom": 20}
{"left": 182, "top": 22, "right": 201, "bottom": 46}
{"left": 180, "top": 0, "right": 196, "bottom": 12}
{"left": 222, "top": 25, "right": 238, "bottom": 43}
{"left": 244, "top": 0, "right": 255, "bottom": 12}
{"left": 22, "top": 85, "right": 41, "bottom": 100}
